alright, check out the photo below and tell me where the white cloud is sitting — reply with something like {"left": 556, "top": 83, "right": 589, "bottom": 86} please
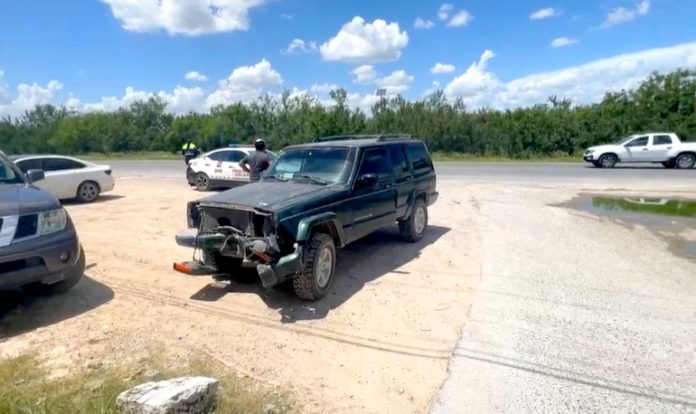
{"left": 206, "top": 59, "right": 282, "bottom": 107}
{"left": 443, "top": 42, "right": 696, "bottom": 109}
{"left": 438, "top": 4, "right": 454, "bottom": 21}
{"left": 310, "top": 83, "right": 339, "bottom": 94}
{"left": 319, "top": 17, "right": 409, "bottom": 64}
{"left": 431, "top": 62, "right": 456, "bottom": 74}
{"left": 414, "top": 17, "right": 434, "bottom": 29}
{"left": 74, "top": 85, "right": 205, "bottom": 114}
{"left": 447, "top": 10, "right": 472, "bottom": 27}
{"left": 351, "top": 65, "right": 377, "bottom": 84}
{"left": 185, "top": 71, "right": 208, "bottom": 81}
{"left": 602, "top": 0, "right": 650, "bottom": 28}
{"left": 284, "top": 38, "right": 318, "bottom": 54}
{"left": 0, "top": 80, "right": 64, "bottom": 116}
{"left": 375, "top": 70, "right": 414, "bottom": 94}
{"left": 530, "top": 8, "right": 560, "bottom": 20}
{"left": 100, "top": 0, "right": 268, "bottom": 36}
{"left": 551, "top": 37, "right": 579, "bottom": 48}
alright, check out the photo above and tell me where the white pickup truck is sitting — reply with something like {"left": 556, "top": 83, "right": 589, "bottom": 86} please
{"left": 583, "top": 132, "right": 696, "bottom": 169}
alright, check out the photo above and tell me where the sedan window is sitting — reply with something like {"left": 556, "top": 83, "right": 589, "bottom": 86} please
{"left": 207, "top": 151, "right": 229, "bottom": 161}
{"left": 226, "top": 151, "right": 246, "bottom": 162}
{"left": 15, "top": 158, "right": 42, "bottom": 173}
{"left": 43, "top": 158, "right": 86, "bottom": 171}
{"left": 625, "top": 136, "right": 649, "bottom": 147}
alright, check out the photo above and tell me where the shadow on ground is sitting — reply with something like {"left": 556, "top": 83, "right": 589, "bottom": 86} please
{"left": 62, "top": 194, "right": 126, "bottom": 205}
{"left": 189, "top": 225, "right": 450, "bottom": 323}
{"left": 0, "top": 274, "right": 114, "bottom": 339}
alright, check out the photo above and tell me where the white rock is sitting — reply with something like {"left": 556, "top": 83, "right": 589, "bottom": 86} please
{"left": 116, "top": 376, "right": 218, "bottom": 414}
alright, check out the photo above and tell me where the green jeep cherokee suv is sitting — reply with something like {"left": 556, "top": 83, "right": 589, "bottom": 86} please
{"left": 175, "top": 135, "right": 438, "bottom": 301}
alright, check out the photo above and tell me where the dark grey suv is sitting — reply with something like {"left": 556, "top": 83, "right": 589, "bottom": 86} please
{"left": 0, "top": 151, "right": 85, "bottom": 294}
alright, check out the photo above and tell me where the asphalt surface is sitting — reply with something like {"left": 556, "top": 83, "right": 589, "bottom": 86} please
{"left": 108, "top": 160, "right": 696, "bottom": 183}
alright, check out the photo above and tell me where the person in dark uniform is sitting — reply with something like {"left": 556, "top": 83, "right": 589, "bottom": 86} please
{"left": 240, "top": 138, "right": 271, "bottom": 182}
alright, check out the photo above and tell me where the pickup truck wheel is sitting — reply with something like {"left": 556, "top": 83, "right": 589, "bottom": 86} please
{"left": 598, "top": 154, "right": 618, "bottom": 168}
{"left": 675, "top": 153, "right": 696, "bottom": 169}
{"left": 293, "top": 233, "right": 335, "bottom": 301}
{"left": 399, "top": 199, "right": 428, "bottom": 242}
{"left": 195, "top": 172, "right": 211, "bottom": 191}
{"left": 41, "top": 247, "right": 85, "bottom": 295}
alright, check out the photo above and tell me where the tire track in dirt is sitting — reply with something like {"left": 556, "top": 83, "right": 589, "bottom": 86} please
{"left": 109, "top": 278, "right": 452, "bottom": 360}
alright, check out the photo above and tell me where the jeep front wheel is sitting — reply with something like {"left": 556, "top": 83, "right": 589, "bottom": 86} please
{"left": 399, "top": 199, "right": 428, "bottom": 242}
{"left": 293, "top": 233, "right": 336, "bottom": 301}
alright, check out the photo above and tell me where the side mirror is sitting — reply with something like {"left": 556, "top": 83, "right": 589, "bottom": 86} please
{"left": 26, "top": 169, "right": 45, "bottom": 183}
{"left": 357, "top": 173, "right": 378, "bottom": 188}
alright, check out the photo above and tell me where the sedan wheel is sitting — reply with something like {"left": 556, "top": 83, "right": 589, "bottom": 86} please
{"left": 195, "top": 172, "right": 211, "bottom": 191}
{"left": 77, "top": 181, "right": 100, "bottom": 203}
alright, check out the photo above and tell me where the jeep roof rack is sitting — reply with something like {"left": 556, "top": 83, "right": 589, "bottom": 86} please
{"left": 313, "top": 134, "right": 412, "bottom": 143}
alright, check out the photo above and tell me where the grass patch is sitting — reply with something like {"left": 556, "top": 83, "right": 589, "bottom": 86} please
{"left": 431, "top": 152, "right": 580, "bottom": 163}
{"left": 0, "top": 353, "right": 296, "bottom": 414}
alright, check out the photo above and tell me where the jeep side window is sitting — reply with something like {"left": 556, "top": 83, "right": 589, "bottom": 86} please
{"left": 406, "top": 142, "right": 432, "bottom": 173}
{"left": 389, "top": 145, "right": 410, "bottom": 177}
{"left": 357, "top": 147, "right": 390, "bottom": 179}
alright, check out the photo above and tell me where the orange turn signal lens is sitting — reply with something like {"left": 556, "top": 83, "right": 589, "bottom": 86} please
{"left": 173, "top": 262, "right": 193, "bottom": 274}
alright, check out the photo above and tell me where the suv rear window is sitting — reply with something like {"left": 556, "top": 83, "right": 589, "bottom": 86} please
{"left": 653, "top": 135, "right": 673, "bottom": 145}
{"left": 405, "top": 142, "right": 433, "bottom": 173}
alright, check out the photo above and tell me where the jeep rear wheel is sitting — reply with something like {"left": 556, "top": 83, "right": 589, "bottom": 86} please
{"left": 293, "top": 233, "right": 336, "bottom": 301}
{"left": 399, "top": 199, "right": 428, "bottom": 242}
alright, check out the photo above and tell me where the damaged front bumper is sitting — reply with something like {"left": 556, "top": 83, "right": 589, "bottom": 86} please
{"left": 174, "top": 232, "right": 304, "bottom": 288}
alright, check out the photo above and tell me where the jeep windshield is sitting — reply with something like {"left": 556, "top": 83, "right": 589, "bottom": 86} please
{"left": 0, "top": 155, "right": 24, "bottom": 185}
{"left": 264, "top": 147, "right": 355, "bottom": 185}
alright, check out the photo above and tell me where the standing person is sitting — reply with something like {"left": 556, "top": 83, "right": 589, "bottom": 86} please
{"left": 240, "top": 138, "right": 271, "bottom": 182}
{"left": 181, "top": 140, "right": 199, "bottom": 165}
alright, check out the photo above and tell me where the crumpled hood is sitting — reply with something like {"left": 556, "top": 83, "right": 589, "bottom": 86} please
{"left": 198, "top": 181, "right": 345, "bottom": 213}
{"left": 0, "top": 184, "right": 61, "bottom": 217}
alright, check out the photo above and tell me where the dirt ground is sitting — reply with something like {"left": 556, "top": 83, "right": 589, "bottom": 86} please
{"left": 0, "top": 178, "right": 481, "bottom": 414}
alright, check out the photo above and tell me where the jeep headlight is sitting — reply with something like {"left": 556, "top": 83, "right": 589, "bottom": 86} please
{"left": 39, "top": 208, "right": 67, "bottom": 236}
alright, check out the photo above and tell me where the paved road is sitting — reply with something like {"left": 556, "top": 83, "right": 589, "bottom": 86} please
{"left": 108, "top": 160, "right": 696, "bottom": 183}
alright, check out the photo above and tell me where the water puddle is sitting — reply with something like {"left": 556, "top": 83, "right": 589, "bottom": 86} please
{"left": 559, "top": 194, "right": 696, "bottom": 262}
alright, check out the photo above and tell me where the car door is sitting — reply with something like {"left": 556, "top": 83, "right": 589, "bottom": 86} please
{"left": 623, "top": 136, "right": 650, "bottom": 162}
{"left": 221, "top": 150, "right": 249, "bottom": 183}
{"left": 40, "top": 157, "right": 87, "bottom": 199}
{"left": 388, "top": 144, "right": 413, "bottom": 219}
{"left": 349, "top": 147, "right": 397, "bottom": 241}
{"left": 648, "top": 135, "right": 674, "bottom": 161}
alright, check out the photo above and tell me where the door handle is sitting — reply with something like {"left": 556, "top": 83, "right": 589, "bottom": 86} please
{"left": 667, "top": 147, "right": 672, "bottom": 150}
{"left": 642, "top": 148, "right": 649, "bottom": 151}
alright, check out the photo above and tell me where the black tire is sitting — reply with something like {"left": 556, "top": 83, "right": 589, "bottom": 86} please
{"left": 399, "top": 199, "right": 428, "bottom": 243}
{"left": 41, "top": 247, "right": 85, "bottom": 295}
{"left": 675, "top": 153, "right": 696, "bottom": 169}
{"left": 293, "top": 233, "right": 336, "bottom": 301}
{"left": 76, "top": 181, "right": 100, "bottom": 203}
{"left": 662, "top": 161, "right": 676, "bottom": 169}
{"left": 592, "top": 161, "right": 601, "bottom": 168}
{"left": 598, "top": 154, "right": 618, "bottom": 168}
{"left": 195, "top": 172, "right": 211, "bottom": 191}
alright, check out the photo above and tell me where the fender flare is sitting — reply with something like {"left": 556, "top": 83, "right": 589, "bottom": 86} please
{"left": 296, "top": 212, "right": 347, "bottom": 247}
{"left": 403, "top": 190, "right": 428, "bottom": 220}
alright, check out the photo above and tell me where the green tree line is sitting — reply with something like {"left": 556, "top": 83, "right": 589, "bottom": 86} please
{"left": 1, "top": 69, "right": 694, "bottom": 157}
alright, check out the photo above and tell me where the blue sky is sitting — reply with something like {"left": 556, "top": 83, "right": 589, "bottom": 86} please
{"left": 1, "top": 0, "right": 695, "bottom": 115}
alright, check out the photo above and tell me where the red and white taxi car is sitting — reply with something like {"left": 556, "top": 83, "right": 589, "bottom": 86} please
{"left": 186, "top": 146, "right": 278, "bottom": 191}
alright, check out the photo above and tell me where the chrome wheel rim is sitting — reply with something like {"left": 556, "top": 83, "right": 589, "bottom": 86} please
{"left": 414, "top": 206, "right": 426, "bottom": 234}
{"left": 677, "top": 155, "right": 694, "bottom": 169}
{"left": 197, "top": 175, "right": 208, "bottom": 190}
{"left": 601, "top": 156, "right": 615, "bottom": 168}
{"left": 81, "top": 183, "right": 98, "bottom": 201}
{"left": 316, "top": 247, "right": 333, "bottom": 288}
